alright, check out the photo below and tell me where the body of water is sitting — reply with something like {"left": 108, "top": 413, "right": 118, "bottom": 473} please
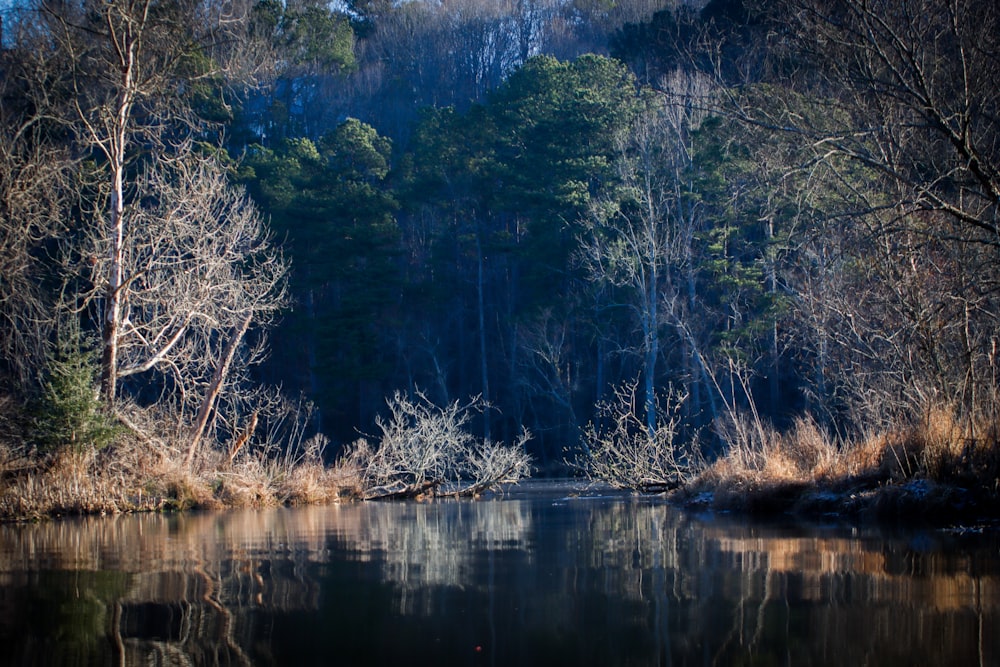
{"left": 0, "top": 480, "right": 996, "bottom": 666}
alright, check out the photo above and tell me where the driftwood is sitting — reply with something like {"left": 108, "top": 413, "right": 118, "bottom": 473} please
{"left": 637, "top": 479, "right": 683, "bottom": 494}
{"left": 364, "top": 480, "right": 441, "bottom": 500}
{"left": 364, "top": 469, "right": 523, "bottom": 501}
{"left": 446, "top": 461, "right": 525, "bottom": 498}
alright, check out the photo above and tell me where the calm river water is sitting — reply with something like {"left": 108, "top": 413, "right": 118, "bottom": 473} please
{"left": 0, "top": 480, "right": 997, "bottom": 666}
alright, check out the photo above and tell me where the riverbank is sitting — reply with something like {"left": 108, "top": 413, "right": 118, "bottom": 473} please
{"left": 0, "top": 435, "right": 362, "bottom": 521}
{"left": 671, "top": 409, "right": 1000, "bottom": 525}
{"left": 675, "top": 474, "right": 999, "bottom": 525}
{"left": 0, "top": 391, "right": 533, "bottom": 521}
{"left": 4, "top": 403, "right": 999, "bottom": 526}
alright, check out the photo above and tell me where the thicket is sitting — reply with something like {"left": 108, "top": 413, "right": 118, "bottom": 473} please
{"left": 348, "top": 392, "right": 531, "bottom": 499}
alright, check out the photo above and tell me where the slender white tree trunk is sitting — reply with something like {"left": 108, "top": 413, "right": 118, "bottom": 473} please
{"left": 476, "top": 233, "right": 491, "bottom": 442}
{"left": 100, "top": 41, "right": 136, "bottom": 405}
{"left": 643, "top": 274, "right": 658, "bottom": 436}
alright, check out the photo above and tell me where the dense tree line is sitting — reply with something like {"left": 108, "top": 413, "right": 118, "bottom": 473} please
{"left": 0, "top": 0, "right": 997, "bottom": 481}
{"left": 239, "top": 0, "right": 1000, "bottom": 467}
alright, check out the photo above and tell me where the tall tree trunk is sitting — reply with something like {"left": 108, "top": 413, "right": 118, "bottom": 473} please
{"left": 100, "top": 159, "right": 125, "bottom": 404}
{"left": 767, "top": 216, "right": 780, "bottom": 414}
{"left": 683, "top": 335, "right": 702, "bottom": 426}
{"left": 683, "top": 261, "right": 720, "bottom": 428}
{"left": 476, "top": 233, "right": 491, "bottom": 442}
{"left": 99, "top": 45, "right": 136, "bottom": 406}
{"left": 305, "top": 288, "right": 322, "bottom": 431}
{"left": 592, "top": 324, "right": 605, "bottom": 454}
{"left": 643, "top": 277, "right": 658, "bottom": 436}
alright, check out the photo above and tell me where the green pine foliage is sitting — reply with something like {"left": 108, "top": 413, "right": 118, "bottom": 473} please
{"left": 239, "top": 119, "right": 400, "bottom": 436}
{"left": 33, "top": 328, "right": 118, "bottom": 454}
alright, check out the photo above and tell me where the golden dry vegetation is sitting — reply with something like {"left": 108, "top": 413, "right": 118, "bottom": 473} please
{"left": 0, "top": 431, "right": 362, "bottom": 521}
{"left": 681, "top": 407, "right": 1000, "bottom": 520}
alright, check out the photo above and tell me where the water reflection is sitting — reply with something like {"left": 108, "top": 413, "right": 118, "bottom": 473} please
{"left": 0, "top": 483, "right": 997, "bottom": 666}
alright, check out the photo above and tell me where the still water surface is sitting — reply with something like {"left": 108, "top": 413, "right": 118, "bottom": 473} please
{"left": 0, "top": 480, "right": 997, "bottom": 666}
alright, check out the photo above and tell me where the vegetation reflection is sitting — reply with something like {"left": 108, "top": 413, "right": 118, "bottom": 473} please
{"left": 0, "top": 500, "right": 997, "bottom": 665}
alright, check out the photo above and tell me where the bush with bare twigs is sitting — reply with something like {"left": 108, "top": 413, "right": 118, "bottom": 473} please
{"left": 349, "top": 391, "right": 532, "bottom": 499}
{"left": 575, "top": 381, "right": 704, "bottom": 492}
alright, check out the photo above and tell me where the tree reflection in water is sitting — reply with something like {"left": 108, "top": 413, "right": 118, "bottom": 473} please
{"left": 0, "top": 483, "right": 997, "bottom": 666}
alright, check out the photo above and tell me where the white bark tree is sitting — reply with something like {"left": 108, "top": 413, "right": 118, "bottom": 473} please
{"left": 25, "top": 0, "right": 288, "bottom": 464}
{"left": 579, "top": 71, "right": 714, "bottom": 435}
{"left": 37, "top": 0, "right": 262, "bottom": 405}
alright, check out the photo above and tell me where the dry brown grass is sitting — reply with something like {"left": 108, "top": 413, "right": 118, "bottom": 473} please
{"left": 685, "top": 405, "right": 1000, "bottom": 518}
{"left": 212, "top": 434, "right": 362, "bottom": 507}
{"left": 0, "top": 428, "right": 363, "bottom": 521}
{"left": 0, "top": 448, "right": 147, "bottom": 519}
{"left": 700, "top": 414, "right": 839, "bottom": 487}
{"left": 898, "top": 407, "right": 1000, "bottom": 486}
{"left": 280, "top": 458, "right": 361, "bottom": 504}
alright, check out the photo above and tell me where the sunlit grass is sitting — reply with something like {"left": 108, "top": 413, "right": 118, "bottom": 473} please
{"left": 0, "top": 430, "right": 363, "bottom": 521}
{"left": 683, "top": 406, "right": 1000, "bottom": 518}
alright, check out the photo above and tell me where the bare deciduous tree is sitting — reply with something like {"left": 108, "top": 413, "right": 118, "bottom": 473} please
{"left": 776, "top": 0, "right": 1000, "bottom": 246}
{"left": 757, "top": 0, "right": 1000, "bottom": 426}
{"left": 17, "top": 0, "right": 292, "bottom": 466}
{"left": 578, "top": 71, "right": 716, "bottom": 434}
{"left": 80, "top": 152, "right": 287, "bottom": 466}
{"left": 0, "top": 12, "right": 76, "bottom": 385}
{"left": 37, "top": 0, "right": 264, "bottom": 404}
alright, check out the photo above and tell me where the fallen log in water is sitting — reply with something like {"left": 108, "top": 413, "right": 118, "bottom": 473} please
{"left": 363, "top": 480, "right": 441, "bottom": 500}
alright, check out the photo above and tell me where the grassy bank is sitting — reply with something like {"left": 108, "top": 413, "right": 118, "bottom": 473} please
{"left": 0, "top": 391, "right": 532, "bottom": 521}
{"left": 675, "top": 408, "right": 1000, "bottom": 523}
{"left": 0, "top": 432, "right": 362, "bottom": 521}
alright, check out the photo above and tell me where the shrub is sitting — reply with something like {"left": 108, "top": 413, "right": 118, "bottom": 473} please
{"left": 351, "top": 391, "right": 531, "bottom": 498}
{"left": 576, "top": 381, "right": 703, "bottom": 491}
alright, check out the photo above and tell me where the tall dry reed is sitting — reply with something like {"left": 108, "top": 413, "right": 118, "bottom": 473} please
{"left": 689, "top": 404, "right": 1000, "bottom": 515}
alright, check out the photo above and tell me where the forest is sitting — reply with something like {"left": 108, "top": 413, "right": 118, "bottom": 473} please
{"left": 0, "top": 0, "right": 998, "bottom": 515}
